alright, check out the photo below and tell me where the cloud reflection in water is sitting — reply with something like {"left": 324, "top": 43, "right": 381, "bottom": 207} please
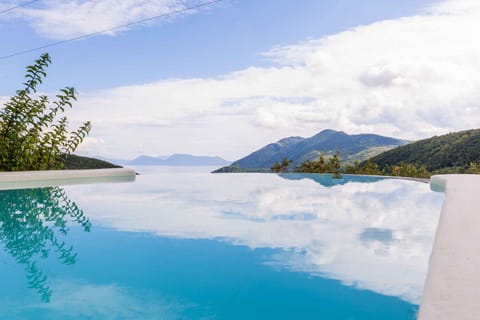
{"left": 66, "top": 170, "right": 443, "bottom": 304}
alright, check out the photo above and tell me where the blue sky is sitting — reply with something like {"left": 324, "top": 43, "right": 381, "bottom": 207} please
{"left": 1, "top": 0, "right": 479, "bottom": 160}
{"left": 0, "top": 0, "right": 436, "bottom": 94}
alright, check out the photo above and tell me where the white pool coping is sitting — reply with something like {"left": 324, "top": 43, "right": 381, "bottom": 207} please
{"left": 0, "top": 168, "right": 136, "bottom": 190}
{"left": 419, "top": 174, "right": 480, "bottom": 320}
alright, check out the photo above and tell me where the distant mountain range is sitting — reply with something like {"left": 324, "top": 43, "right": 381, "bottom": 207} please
{"left": 367, "top": 128, "right": 480, "bottom": 172}
{"left": 108, "top": 154, "right": 231, "bottom": 166}
{"left": 214, "top": 129, "right": 408, "bottom": 172}
{"left": 71, "top": 128, "right": 480, "bottom": 173}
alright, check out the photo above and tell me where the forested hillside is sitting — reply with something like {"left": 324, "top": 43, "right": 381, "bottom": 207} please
{"left": 368, "top": 129, "right": 480, "bottom": 172}
{"left": 64, "top": 155, "right": 122, "bottom": 170}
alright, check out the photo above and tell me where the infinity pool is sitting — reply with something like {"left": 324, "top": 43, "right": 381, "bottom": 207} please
{"left": 0, "top": 167, "right": 443, "bottom": 319}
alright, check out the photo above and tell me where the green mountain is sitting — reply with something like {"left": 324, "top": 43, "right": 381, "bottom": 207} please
{"left": 63, "top": 154, "right": 122, "bottom": 170}
{"left": 214, "top": 129, "right": 408, "bottom": 172}
{"left": 367, "top": 128, "right": 480, "bottom": 172}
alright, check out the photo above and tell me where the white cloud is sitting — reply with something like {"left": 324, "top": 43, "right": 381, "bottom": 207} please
{"left": 75, "top": 136, "right": 106, "bottom": 155}
{"left": 15, "top": 281, "right": 184, "bottom": 319}
{"left": 430, "top": 0, "right": 480, "bottom": 14}
{"left": 55, "top": 0, "right": 480, "bottom": 159}
{"left": 2, "top": 0, "right": 203, "bottom": 40}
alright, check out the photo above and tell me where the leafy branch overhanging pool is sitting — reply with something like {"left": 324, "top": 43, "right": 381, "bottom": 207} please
{"left": 0, "top": 168, "right": 444, "bottom": 319}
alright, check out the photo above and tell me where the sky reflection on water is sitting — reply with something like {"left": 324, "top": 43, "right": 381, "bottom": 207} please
{"left": 0, "top": 168, "right": 444, "bottom": 319}
{"left": 64, "top": 168, "right": 444, "bottom": 304}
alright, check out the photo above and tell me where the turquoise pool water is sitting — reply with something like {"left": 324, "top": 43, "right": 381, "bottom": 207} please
{"left": 0, "top": 168, "right": 443, "bottom": 319}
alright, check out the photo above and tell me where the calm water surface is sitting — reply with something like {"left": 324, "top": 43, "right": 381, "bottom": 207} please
{"left": 0, "top": 167, "right": 444, "bottom": 319}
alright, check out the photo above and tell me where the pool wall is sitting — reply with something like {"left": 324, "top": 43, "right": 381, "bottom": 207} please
{"left": 419, "top": 174, "right": 480, "bottom": 320}
{"left": 0, "top": 168, "right": 136, "bottom": 190}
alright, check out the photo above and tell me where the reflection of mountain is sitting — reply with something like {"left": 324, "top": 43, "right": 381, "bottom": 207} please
{"left": 0, "top": 187, "right": 90, "bottom": 302}
{"left": 278, "top": 173, "right": 384, "bottom": 187}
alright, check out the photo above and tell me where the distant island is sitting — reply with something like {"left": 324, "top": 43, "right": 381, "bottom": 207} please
{"left": 101, "top": 154, "right": 231, "bottom": 167}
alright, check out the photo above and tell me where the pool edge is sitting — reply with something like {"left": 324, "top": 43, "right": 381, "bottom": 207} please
{"left": 419, "top": 174, "right": 480, "bottom": 320}
{"left": 0, "top": 168, "right": 136, "bottom": 189}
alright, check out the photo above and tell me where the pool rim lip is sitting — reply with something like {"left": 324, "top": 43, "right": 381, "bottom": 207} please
{"left": 419, "top": 174, "right": 480, "bottom": 320}
{"left": 0, "top": 168, "right": 136, "bottom": 190}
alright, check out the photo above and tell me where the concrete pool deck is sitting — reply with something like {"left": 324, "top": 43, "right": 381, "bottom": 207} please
{"left": 419, "top": 174, "right": 480, "bottom": 320}
{"left": 0, "top": 168, "right": 136, "bottom": 190}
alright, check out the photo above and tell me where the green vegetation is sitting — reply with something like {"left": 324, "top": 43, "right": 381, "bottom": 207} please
{"left": 295, "top": 152, "right": 342, "bottom": 178}
{"left": 271, "top": 158, "right": 292, "bottom": 173}
{"left": 273, "top": 153, "right": 480, "bottom": 179}
{"left": 295, "top": 155, "right": 327, "bottom": 173}
{"left": 0, "top": 53, "right": 91, "bottom": 171}
{"left": 0, "top": 187, "right": 90, "bottom": 302}
{"left": 212, "top": 166, "right": 271, "bottom": 173}
{"left": 281, "top": 129, "right": 480, "bottom": 178}
{"left": 344, "top": 146, "right": 399, "bottom": 165}
{"left": 368, "top": 129, "right": 480, "bottom": 173}
{"left": 431, "top": 162, "right": 480, "bottom": 174}
{"left": 274, "top": 154, "right": 432, "bottom": 179}
{"left": 345, "top": 161, "right": 431, "bottom": 179}
{"left": 64, "top": 154, "right": 121, "bottom": 170}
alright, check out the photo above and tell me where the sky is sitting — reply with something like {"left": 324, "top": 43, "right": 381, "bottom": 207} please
{"left": 0, "top": 0, "right": 478, "bottom": 160}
